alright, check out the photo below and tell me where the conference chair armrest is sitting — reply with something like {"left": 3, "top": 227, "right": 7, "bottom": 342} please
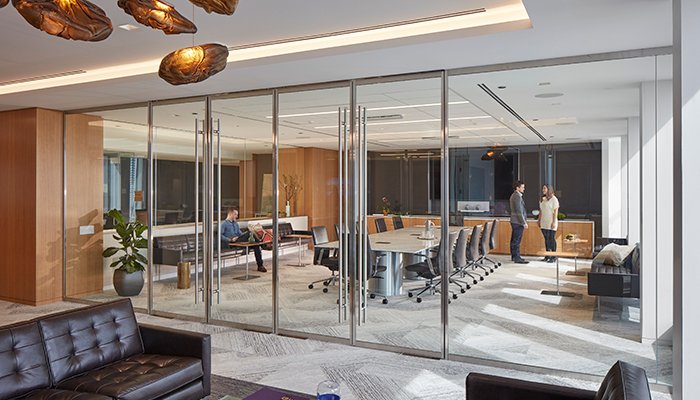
{"left": 466, "top": 373, "right": 596, "bottom": 400}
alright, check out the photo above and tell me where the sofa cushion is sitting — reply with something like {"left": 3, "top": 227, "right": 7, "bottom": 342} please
{"left": 23, "top": 389, "right": 112, "bottom": 400}
{"left": 595, "top": 360, "right": 651, "bottom": 400}
{"left": 38, "top": 299, "right": 144, "bottom": 384}
{"left": 0, "top": 322, "right": 51, "bottom": 399}
{"left": 56, "top": 354, "right": 203, "bottom": 400}
{"left": 593, "top": 243, "right": 635, "bottom": 267}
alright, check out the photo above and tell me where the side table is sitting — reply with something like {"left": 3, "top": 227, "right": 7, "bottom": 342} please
{"left": 537, "top": 250, "right": 581, "bottom": 298}
{"left": 230, "top": 242, "right": 262, "bottom": 280}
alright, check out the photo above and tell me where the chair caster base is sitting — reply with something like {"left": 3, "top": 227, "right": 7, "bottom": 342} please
{"left": 308, "top": 284, "right": 314, "bottom": 289}
{"left": 452, "top": 294, "right": 458, "bottom": 300}
{"left": 382, "top": 299, "right": 388, "bottom": 305}
{"left": 323, "top": 288, "right": 328, "bottom": 293}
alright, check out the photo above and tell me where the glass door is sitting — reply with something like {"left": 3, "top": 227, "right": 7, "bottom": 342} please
{"left": 210, "top": 93, "right": 275, "bottom": 329}
{"left": 150, "top": 99, "right": 208, "bottom": 320}
{"left": 276, "top": 85, "right": 351, "bottom": 340}
{"left": 354, "top": 75, "right": 446, "bottom": 354}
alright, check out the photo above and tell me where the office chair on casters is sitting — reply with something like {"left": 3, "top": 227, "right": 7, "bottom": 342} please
{"left": 308, "top": 226, "right": 339, "bottom": 293}
{"left": 450, "top": 227, "right": 477, "bottom": 292}
{"left": 365, "top": 238, "right": 389, "bottom": 305}
{"left": 483, "top": 219, "right": 501, "bottom": 269}
{"left": 392, "top": 216, "right": 404, "bottom": 229}
{"left": 476, "top": 221, "right": 494, "bottom": 274}
{"left": 375, "top": 218, "right": 388, "bottom": 232}
{"left": 453, "top": 225, "right": 485, "bottom": 287}
{"left": 406, "top": 232, "right": 459, "bottom": 303}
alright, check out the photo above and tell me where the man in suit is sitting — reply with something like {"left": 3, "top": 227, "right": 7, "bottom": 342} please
{"left": 509, "top": 181, "right": 529, "bottom": 264}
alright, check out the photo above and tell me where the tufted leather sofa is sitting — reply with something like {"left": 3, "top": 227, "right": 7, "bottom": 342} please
{"left": 465, "top": 360, "right": 651, "bottom": 400}
{"left": 0, "top": 299, "right": 210, "bottom": 400}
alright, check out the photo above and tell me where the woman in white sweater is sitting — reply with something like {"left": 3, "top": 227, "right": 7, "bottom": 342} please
{"left": 538, "top": 184, "right": 559, "bottom": 263}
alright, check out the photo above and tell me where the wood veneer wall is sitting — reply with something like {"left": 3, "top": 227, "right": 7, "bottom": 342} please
{"left": 0, "top": 108, "right": 63, "bottom": 305}
{"left": 64, "top": 114, "right": 104, "bottom": 298}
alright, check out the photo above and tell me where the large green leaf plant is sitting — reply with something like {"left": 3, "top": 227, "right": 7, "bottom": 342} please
{"left": 102, "top": 209, "right": 148, "bottom": 273}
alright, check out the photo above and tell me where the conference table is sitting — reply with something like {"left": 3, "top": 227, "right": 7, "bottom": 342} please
{"left": 317, "top": 226, "right": 464, "bottom": 296}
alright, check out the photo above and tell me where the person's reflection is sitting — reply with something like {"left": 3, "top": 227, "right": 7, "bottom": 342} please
{"left": 220, "top": 207, "right": 267, "bottom": 272}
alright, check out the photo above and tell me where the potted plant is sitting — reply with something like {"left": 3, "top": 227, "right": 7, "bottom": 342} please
{"left": 102, "top": 209, "right": 148, "bottom": 296}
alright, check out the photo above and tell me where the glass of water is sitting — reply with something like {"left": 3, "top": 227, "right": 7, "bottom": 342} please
{"left": 316, "top": 380, "right": 340, "bottom": 400}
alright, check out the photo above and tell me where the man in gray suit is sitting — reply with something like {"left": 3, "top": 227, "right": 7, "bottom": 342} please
{"left": 509, "top": 180, "right": 529, "bottom": 264}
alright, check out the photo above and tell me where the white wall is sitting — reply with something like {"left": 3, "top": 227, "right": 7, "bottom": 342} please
{"left": 674, "top": 0, "right": 700, "bottom": 397}
{"left": 640, "top": 79, "right": 673, "bottom": 343}
{"left": 601, "top": 137, "right": 623, "bottom": 237}
{"left": 627, "top": 117, "right": 641, "bottom": 244}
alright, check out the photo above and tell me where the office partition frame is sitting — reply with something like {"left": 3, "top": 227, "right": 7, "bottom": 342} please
{"left": 62, "top": 46, "right": 673, "bottom": 389}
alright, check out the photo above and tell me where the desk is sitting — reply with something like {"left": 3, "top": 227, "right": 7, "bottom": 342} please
{"left": 286, "top": 233, "right": 312, "bottom": 267}
{"left": 230, "top": 242, "right": 261, "bottom": 280}
{"left": 317, "top": 226, "right": 464, "bottom": 296}
{"left": 537, "top": 251, "right": 580, "bottom": 298}
{"left": 563, "top": 238, "right": 588, "bottom": 276}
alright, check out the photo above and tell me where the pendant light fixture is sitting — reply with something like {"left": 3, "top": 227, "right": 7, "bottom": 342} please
{"left": 188, "top": 0, "right": 238, "bottom": 15}
{"left": 118, "top": 0, "right": 197, "bottom": 35}
{"left": 0, "top": 0, "right": 8, "bottom": 8}
{"left": 12, "top": 0, "right": 112, "bottom": 41}
{"left": 158, "top": 43, "right": 229, "bottom": 85}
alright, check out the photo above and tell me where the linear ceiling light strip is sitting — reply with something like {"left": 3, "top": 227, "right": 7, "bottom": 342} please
{"left": 477, "top": 83, "right": 546, "bottom": 142}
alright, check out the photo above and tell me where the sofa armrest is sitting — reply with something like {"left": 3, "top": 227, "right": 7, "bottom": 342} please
{"left": 466, "top": 373, "right": 596, "bottom": 400}
{"left": 139, "top": 324, "right": 211, "bottom": 396}
{"left": 292, "top": 230, "right": 312, "bottom": 236}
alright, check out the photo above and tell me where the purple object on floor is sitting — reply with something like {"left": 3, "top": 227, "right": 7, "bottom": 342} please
{"left": 244, "top": 387, "right": 311, "bottom": 400}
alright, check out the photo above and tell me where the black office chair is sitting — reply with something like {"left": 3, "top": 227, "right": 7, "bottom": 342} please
{"left": 308, "top": 226, "right": 339, "bottom": 293}
{"left": 476, "top": 221, "right": 494, "bottom": 274}
{"left": 365, "top": 238, "right": 389, "bottom": 304}
{"left": 483, "top": 219, "right": 501, "bottom": 268}
{"left": 406, "top": 232, "right": 458, "bottom": 303}
{"left": 450, "top": 227, "right": 480, "bottom": 292}
{"left": 375, "top": 218, "right": 388, "bottom": 233}
{"left": 392, "top": 216, "right": 404, "bottom": 229}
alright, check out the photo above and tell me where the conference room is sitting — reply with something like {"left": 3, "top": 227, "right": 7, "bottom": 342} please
{"left": 62, "top": 52, "right": 671, "bottom": 386}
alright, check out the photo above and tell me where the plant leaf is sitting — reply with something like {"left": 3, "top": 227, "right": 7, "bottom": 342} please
{"left": 102, "top": 247, "right": 120, "bottom": 257}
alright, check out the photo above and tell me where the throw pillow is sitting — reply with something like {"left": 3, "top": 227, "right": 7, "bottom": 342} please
{"left": 594, "top": 243, "right": 635, "bottom": 266}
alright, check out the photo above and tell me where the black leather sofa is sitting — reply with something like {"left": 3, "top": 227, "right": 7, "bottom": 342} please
{"left": 261, "top": 222, "right": 311, "bottom": 251}
{"left": 0, "top": 299, "right": 210, "bottom": 400}
{"left": 466, "top": 360, "right": 651, "bottom": 400}
{"left": 588, "top": 243, "right": 640, "bottom": 298}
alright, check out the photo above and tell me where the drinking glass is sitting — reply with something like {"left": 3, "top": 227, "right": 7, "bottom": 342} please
{"left": 316, "top": 380, "right": 340, "bottom": 400}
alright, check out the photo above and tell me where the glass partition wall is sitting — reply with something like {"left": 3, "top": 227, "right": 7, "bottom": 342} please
{"left": 64, "top": 52, "right": 673, "bottom": 387}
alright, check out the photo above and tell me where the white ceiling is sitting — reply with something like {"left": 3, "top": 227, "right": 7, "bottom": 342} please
{"left": 0, "top": 0, "right": 671, "bottom": 111}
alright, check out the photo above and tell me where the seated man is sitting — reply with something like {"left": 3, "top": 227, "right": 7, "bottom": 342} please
{"left": 220, "top": 207, "right": 267, "bottom": 272}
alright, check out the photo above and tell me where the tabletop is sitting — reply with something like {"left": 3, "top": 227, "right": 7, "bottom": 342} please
{"left": 318, "top": 226, "right": 465, "bottom": 254}
{"left": 537, "top": 250, "right": 579, "bottom": 257}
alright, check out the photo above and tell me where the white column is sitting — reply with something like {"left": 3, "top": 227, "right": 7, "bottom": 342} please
{"left": 627, "top": 117, "right": 641, "bottom": 244}
{"left": 601, "top": 137, "right": 623, "bottom": 237}
{"left": 621, "top": 135, "right": 628, "bottom": 239}
{"left": 640, "top": 79, "right": 673, "bottom": 343}
{"left": 674, "top": 0, "right": 700, "bottom": 398}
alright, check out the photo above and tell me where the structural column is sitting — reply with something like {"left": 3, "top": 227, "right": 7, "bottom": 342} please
{"left": 674, "top": 0, "right": 700, "bottom": 398}
{"left": 601, "top": 136, "right": 623, "bottom": 238}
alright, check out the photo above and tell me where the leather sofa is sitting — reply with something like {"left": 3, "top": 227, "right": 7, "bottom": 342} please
{"left": 0, "top": 299, "right": 210, "bottom": 400}
{"left": 466, "top": 360, "right": 651, "bottom": 400}
{"left": 261, "top": 222, "right": 311, "bottom": 251}
{"left": 587, "top": 243, "right": 640, "bottom": 298}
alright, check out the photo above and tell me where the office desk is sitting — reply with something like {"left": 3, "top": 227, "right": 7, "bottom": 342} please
{"left": 317, "top": 226, "right": 464, "bottom": 296}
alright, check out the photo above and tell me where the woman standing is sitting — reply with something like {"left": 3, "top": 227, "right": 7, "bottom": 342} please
{"left": 538, "top": 184, "right": 559, "bottom": 263}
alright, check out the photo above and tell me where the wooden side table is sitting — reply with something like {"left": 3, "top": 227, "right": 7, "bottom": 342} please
{"left": 537, "top": 250, "right": 581, "bottom": 298}
{"left": 563, "top": 238, "right": 589, "bottom": 276}
{"left": 286, "top": 234, "right": 312, "bottom": 267}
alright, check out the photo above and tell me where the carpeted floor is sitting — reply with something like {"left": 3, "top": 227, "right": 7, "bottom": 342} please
{"left": 78, "top": 248, "right": 671, "bottom": 385}
{"left": 210, "top": 375, "right": 314, "bottom": 399}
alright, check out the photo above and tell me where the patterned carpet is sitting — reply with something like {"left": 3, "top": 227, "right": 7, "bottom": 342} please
{"left": 77, "top": 248, "right": 671, "bottom": 385}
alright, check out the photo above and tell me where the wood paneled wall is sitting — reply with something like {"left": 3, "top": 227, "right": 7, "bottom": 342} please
{"left": 302, "top": 148, "right": 339, "bottom": 241}
{"left": 0, "top": 108, "right": 63, "bottom": 305}
{"left": 239, "top": 159, "right": 256, "bottom": 218}
{"left": 65, "top": 114, "right": 104, "bottom": 298}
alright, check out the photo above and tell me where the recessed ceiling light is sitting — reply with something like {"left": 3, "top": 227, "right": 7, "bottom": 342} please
{"left": 535, "top": 93, "right": 564, "bottom": 98}
{"left": 118, "top": 24, "right": 139, "bottom": 31}
{"left": 497, "top": 86, "right": 506, "bottom": 89}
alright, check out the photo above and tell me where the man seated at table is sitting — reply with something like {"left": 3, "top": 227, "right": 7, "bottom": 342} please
{"left": 220, "top": 207, "right": 267, "bottom": 272}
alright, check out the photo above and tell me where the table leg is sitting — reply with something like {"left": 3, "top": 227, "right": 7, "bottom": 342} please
{"left": 234, "top": 247, "right": 260, "bottom": 280}
{"left": 287, "top": 237, "right": 308, "bottom": 267}
{"left": 565, "top": 242, "right": 587, "bottom": 276}
{"left": 541, "top": 255, "right": 578, "bottom": 297}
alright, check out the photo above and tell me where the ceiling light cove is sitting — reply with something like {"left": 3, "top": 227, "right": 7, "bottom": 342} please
{"left": 0, "top": 2, "right": 530, "bottom": 94}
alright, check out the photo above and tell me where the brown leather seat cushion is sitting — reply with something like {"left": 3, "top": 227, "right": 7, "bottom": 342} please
{"left": 23, "top": 389, "right": 112, "bottom": 399}
{"left": 56, "top": 354, "right": 203, "bottom": 400}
